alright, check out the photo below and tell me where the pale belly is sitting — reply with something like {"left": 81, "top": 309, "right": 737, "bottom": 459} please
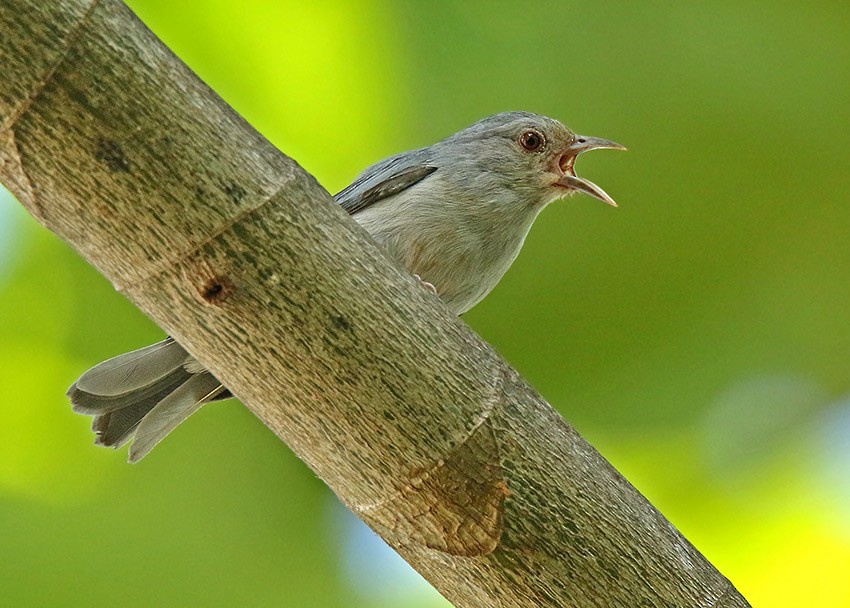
{"left": 405, "top": 233, "right": 525, "bottom": 314}
{"left": 354, "top": 198, "right": 539, "bottom": 315}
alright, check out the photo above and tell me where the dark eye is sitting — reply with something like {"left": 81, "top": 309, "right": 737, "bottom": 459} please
{"left": 519, "top": 129, "right": 546, "bottom": 152}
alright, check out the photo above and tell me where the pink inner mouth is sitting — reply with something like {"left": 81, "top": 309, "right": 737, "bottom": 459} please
{"left": 552, "top": 151, "right": 619, "bottom": 207}
{"left": 558, "top": 153, "right": 575, "bottom": 175}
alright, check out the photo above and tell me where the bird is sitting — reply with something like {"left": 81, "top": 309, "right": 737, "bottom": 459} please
{"left": 68, "top": 111, "right": 624, "bottom": 462}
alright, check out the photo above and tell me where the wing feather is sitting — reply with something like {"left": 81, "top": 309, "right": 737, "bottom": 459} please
{"left": 336, "top": 149, "right": 437, "bottom": 215}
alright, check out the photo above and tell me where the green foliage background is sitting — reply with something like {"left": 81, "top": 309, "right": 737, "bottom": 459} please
{"left": 2, "top": 1, "right": 849, "bottom": 606}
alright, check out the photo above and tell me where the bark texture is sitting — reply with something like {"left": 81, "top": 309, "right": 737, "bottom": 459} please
{"left": 0, "top": 1, "right": 751, "bottom": 606}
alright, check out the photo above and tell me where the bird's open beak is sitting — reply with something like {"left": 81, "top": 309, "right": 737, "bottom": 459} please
{"left": 556, "top": 135, "right": 626, "bottom": 207}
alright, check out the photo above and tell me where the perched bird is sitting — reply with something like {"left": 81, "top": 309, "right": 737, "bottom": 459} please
{"left": 68, "top": 111, "right": 624, "bottom": 462}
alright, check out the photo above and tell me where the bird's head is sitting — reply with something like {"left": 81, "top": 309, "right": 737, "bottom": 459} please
{"left": 440, "top": 111, "right": 625, "bottom": 209}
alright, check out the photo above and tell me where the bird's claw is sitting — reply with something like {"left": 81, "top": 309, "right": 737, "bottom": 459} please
{"left": 413, "top": 274, "right": 438, "bottom": 295}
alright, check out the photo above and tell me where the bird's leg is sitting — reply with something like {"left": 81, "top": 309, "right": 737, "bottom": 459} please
{"left": 413, "top": 274, "right": 438, "bottom": 295}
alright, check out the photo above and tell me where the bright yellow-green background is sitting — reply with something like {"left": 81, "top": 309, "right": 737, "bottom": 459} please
{"left": 2, "top": 1, "right": 849, "bottom": 606}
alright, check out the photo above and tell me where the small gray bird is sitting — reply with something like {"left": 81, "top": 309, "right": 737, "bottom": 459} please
{"left": 68, "top": 111, "right": 624, "bottom": 462}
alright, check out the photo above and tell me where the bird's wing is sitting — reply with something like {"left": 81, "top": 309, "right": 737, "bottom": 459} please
{"left": 335, "top": 150, "right": 437, "bottom": 215}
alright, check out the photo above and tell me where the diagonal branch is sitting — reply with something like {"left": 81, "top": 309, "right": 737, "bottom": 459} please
{"left": 115, "top": 174, "right": 297, "bottom": 293}
{"left": 0, "top": 0, "right": 101, "bottom": 137}
{"left": 0, "top": 1, "right": 750, "bottom": 607}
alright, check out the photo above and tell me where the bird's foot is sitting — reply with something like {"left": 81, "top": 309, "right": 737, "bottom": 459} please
{"left": 413, "top": 274, "right": 438, "bottom": 295}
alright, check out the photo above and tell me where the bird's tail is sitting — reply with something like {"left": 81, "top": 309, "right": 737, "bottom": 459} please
{"left": 68, "top": 338, "right": 229, "bottom": 462}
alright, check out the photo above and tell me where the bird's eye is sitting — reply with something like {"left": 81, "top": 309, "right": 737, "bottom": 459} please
{"left": 519, "top": 129, "right": 545, "bottom": 152}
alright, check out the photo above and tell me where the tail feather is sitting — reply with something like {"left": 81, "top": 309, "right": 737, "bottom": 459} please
{"left": 90, "top": 367, "right": 193, "bottom": 448}
{"left": 69, "top": 365, "right": 191, "bottom": 416}
{"left": 68, "top": 338, "right": 229, "bottom": 462}
{"left": 74, "top": 338, "right": 190, "bottom": 397}
{"left": 129, "top": 372, "right": 226, "bottom": 463}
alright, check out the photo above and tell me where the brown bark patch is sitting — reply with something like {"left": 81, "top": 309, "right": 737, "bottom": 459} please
{"left": 364, "top": 416, "right": 507, "bottom": 557}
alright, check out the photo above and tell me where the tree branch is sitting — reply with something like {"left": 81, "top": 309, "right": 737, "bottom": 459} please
{"left": 0, "top": 1, "right": 750, "bottom": 606}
